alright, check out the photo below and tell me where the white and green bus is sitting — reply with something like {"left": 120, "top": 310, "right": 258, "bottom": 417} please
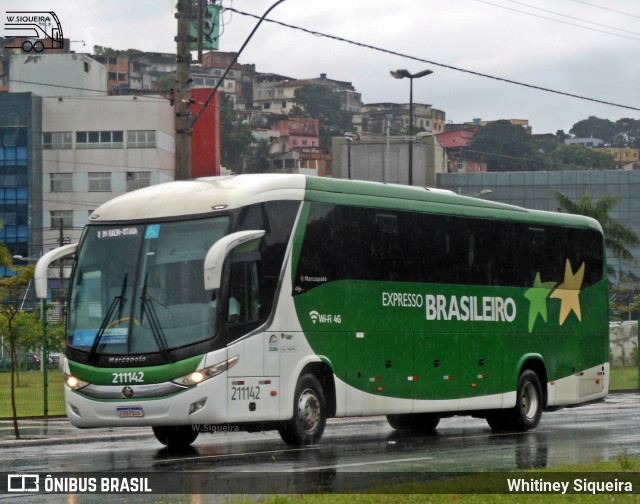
{"left": 35, "top": 174, "right": 609, "bottom": 449}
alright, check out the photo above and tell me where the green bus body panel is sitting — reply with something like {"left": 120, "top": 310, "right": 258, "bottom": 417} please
{"left": 293, "top": 179, "right": 608, "bottom": 402}
{"left": 293, "top": 280, "right": 608, "bottom": 400}
{"left": 68, "top": 355, "right": 203, "bottom": 385}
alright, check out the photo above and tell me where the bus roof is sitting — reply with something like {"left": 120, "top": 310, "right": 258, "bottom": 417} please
{"left": 90, "top": 174, "right": 306, "bottom": 222}
{"left": 304, "top": 177, "right": 601, "bottom": 231}
{"left": 89, "top": 174, "right": 601, "bottom": 232}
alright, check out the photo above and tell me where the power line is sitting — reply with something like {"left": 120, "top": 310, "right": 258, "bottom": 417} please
{"left": 7, "top": 79, "right": 109, "bottom": 95}
{"left": 43, "top": 157, "right": 174, "bottom": 173}
{"left": 570, "top": 0, "right": 640, "bottom": 20}
{"left": 474, "top": 0, "right": 640, "bottom": 40}
{"left": 225, "top": 6, "right": 640, "bottom": 113}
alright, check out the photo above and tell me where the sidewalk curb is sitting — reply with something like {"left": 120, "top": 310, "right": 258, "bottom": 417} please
{"left": 0, "top": 431, "right": 153, "bottom": 448}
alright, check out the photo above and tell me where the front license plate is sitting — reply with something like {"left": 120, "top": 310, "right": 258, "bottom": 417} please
{"left": 117, "top": 406, "right": 144, "bottom": 418}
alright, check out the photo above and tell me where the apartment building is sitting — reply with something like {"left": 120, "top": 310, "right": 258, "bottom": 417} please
{"left": 41, "top": 95, "right": 175, "bottom": 256}
{"left": 360, "top": 102, "right": 437, "bottom": 135}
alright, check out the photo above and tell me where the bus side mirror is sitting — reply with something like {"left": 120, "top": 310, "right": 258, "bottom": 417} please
{"left": 34, "top": 243, "right": 78, "bottom": 299}
{"left": 204, "top": 230, "right": 265, "bottom": 291}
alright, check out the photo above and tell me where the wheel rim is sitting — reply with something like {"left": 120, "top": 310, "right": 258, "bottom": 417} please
{"left": 520, "top": 382, "right": 539, "bottom": 420}
{"left": 297, "top": 388, "right": 321, "bottom": 433}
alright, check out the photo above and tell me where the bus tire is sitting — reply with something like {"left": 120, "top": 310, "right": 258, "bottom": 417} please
{"left": 487, "top": 369, "right": 543, "bottom": 432}
{"left": 152, "top": 424, "right": 199, "bottom": 450}
{"left": 386, "top": 413, "right": 440, "bottom": 432}
{"left": 278, "top": 374, "right": 326, "bottom": 446}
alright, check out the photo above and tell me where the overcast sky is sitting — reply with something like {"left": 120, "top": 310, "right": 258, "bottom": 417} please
{"left": 7, "top": 0, "right": 640, "bottom": 134}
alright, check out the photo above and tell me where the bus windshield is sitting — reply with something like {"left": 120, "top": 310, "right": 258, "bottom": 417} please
{"left": 67, "top": 217, "right": 230, "bottom": 358}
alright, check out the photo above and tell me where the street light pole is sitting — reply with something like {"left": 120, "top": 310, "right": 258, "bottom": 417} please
{"left": 390, "top": 68, "right": 433, "bottom": 186}
{"left": 345, "top": 136, "right": 352, "bottom": 179}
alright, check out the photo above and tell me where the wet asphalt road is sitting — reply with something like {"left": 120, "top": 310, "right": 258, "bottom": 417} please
{"left": 1, "top": 392, "right": 639, "bottom": 500}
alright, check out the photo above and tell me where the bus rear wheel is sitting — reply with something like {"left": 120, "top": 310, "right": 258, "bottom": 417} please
{"left": 386, "top": 413, "right": 440, "bottom": 432}
{"left": 487, "top": 369, "right": 543, "bottom": 432}
{"left": 278, "top": 374, "right": 326, "bottom": 446}
{"left": 152, "top": 424, "right": 199, "bottom": 450}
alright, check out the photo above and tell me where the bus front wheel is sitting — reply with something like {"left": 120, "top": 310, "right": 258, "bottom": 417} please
{"left": 487, "top": 369, "right": 543, "bottom": 432}
{"left": 278, "top": 374, "right": 327, "bottom": 446}
{"left": 152, "top": 424, "right": 199, "bottom": 450}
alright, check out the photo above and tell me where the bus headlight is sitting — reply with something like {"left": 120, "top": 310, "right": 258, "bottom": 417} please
{"left": 172, "top": 355, "right": 239, "bottom": 387}
{"left": 65, "top": 373, "right": 89, "bottom": 391}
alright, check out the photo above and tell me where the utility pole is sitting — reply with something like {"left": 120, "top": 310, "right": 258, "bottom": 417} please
{"left": 58, "top": 218, "right": 65, "bottom": 319}
{"left": 175, "top": 0, "right": 193, "bottom": 180}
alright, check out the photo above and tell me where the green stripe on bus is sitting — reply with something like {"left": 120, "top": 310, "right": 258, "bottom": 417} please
{"left": 68, "top": 355, "right": 203, "bottom": 385}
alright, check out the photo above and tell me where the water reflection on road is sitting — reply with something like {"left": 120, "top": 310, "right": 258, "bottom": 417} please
{"left": 1, "top": 393, "right": 639, "bottom": 500}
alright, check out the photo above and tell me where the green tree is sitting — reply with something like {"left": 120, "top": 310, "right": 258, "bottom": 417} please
{"left": 291, "top": 85, "right": 353, "bottom": 153}
{"left": 554, "top": 192, "right": 640, "bottom": 262}
{"left": 613, "top": 118, "right": 640, "bottom": 148}
{"left": 46, "top": 320, "right": 66, "bottom": 354}
{"left": 532, "top": 134, "right": 560, "bottom": 157}
{"left": 11, "top": 311, "right": 44, "bottom": 358}
{"left": 219, "top": 93, "right": 253, "bottom": 173}
{"left": 609, "top": 282, "right": 639, "bottom": 322}
{"left": 548, "top": 144, "right": 616, "bottom": 171}
{"left": 555, "top": 130, "right": 569, "bottom": 143}
{"left": 569, "top": 116, "right": 616, "bottom": 144}
{"left": 469, "top": 120, "right": 543, "bottom": 171}
{"left": 156, "top": 72, "right": 176, "bottom": 93}
{"left": 245, "top": 138, "right": 275, "bottom": 174}
{"left": 0, "top": 252, "right": 35, "bottom": 439}
{"left": 569, "top": 116, "right": 640, "bottom": 147}
{"left": 93, "top": 46, "right": 144, "bottom": 57}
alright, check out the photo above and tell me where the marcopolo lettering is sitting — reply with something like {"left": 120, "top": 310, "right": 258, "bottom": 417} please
{"left": 425, "top": 294, "right": 516, "bottom": 322}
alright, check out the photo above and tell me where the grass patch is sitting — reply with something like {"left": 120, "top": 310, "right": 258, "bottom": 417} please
{"left": 0, "top": 369, "right": 65, "bottom": 417}
{"left": 609, "top": 367, "right": 638, "bottom": 390}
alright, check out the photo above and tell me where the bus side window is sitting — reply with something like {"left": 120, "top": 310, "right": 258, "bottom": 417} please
{"left": 228, "top": 259, "right": 261, "bottom": 327}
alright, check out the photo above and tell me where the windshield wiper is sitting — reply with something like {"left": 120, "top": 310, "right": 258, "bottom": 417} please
{"left": 140, "top": 274, "right": 172, "bottom": 362}
{"left": 88, "top": 273, "right": 127, "bottom": 363}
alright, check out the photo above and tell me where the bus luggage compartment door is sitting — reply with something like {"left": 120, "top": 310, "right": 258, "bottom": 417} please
{"left": 352, "top": 332, "right": 414, "bottom": 416}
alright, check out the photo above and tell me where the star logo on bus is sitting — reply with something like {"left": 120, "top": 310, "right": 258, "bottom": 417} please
{"left": 550, "top": 260, "right": 585, "bottom": 325}
{"left": 524, "top": 273, "right": 556, "bottom": 333}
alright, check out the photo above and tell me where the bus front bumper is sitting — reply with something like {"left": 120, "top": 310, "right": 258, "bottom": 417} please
{"left": 64, "top": 378, "right": 227, "bottom": 428}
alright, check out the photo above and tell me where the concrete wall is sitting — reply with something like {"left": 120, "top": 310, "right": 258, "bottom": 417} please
{"left": 331, "top": 134, "right": 447, "bottom": 187}
{"left": 10, "top": 54, "right": 107, "bottom": 96}
{"left": 610, "top": 321, "right": 638, "bottom": 367}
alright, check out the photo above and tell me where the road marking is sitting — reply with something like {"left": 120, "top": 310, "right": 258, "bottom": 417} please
{"left": 286, "top": 456, "right": 436, "bottom": 472}
{"left": 154, "top": 446, "right": 322, "bottom": 464}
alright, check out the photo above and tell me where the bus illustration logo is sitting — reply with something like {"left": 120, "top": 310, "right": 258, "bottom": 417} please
{"left": 4, "top": 11, "right": 64, "bottom": 53}
{"left": 7, "top": 474, "right": 39, "bottom": 492}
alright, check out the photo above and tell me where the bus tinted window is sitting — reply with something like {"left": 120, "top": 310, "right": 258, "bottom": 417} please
{"left": 234, "top": 201, "right": 300, "bottom": 321}
{"left": 294, "top": 203, "right": 603, "bottom": 293}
